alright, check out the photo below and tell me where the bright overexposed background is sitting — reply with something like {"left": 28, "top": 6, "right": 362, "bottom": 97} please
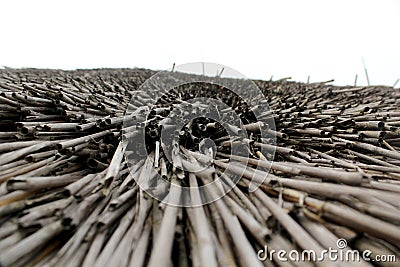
{"left": 0, "top": 0, "right": 399, "bottom": 86}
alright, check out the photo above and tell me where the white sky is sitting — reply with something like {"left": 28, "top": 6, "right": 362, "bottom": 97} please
{"left": 0, "top": 0, "right": 399, "bottom": 86}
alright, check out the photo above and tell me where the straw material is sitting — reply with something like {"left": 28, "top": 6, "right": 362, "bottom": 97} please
{"left": 0, "top": 68, "right": 399, "bottom": 266}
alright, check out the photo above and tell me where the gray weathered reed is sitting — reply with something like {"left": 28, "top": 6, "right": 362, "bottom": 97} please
{"left": 0, "top": 68, "right": 399, "bottom": 266}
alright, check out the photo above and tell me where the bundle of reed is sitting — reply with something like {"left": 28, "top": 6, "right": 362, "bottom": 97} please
{"left": 0, "top": 68, "right": 399, "bottom": 267}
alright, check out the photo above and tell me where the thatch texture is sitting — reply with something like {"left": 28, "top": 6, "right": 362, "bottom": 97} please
{"left": 0, "top": 68, "right": 399, "bottom": 266}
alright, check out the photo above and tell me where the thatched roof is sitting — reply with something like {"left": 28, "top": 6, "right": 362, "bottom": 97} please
{"left": 0, "top": 68, "right": 399, "bottom": 266}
